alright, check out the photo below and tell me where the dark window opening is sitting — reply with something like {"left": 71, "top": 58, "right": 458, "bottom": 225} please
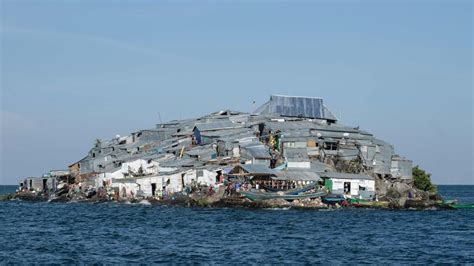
{"left": 92, "top": 153, "right": 96, "bottom": 158}
{"left": 344, "top": 182, "right": 351, "bottom": 194}
{"left": 216, "top": 170, "right": 223, "bottom": 183}
{"left": 151, "top": 183, "right": 156, "bottom": 196}
{"left": 324, "top": 142, "right": 338, "bottom": 151}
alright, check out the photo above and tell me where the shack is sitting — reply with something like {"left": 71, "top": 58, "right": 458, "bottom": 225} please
{"left": 270, "top": 169, "right": 322, "bottom": 190}
{"left": 240, "top": 144, "right": 272, "bottom": 166}
{"left": 20, "top": 176, "right": 57, "bottom": 193}
{"left": 390, "top": 156, "right": 413, "bottom": 180}
{"left": 320, "top": 172, "right": 375, "bottom": 199}
{"left": 284, "top": 148, "right": 311, "bottom": 169}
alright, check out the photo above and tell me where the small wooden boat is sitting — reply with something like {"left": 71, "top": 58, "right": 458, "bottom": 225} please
{"left": 241, "top": 190, "right": 326, "bottom": 201}
{"left": 348, "top": 198, "right": 371, "bottom": 207}
{"left": 321, "top": 194, "right": 346, "bottom": 205}
{"left": 263, "top": 182, "right": 318, "bottom": 195}
{"left": 450, "top": 203, "right": 474, "bottom": 209}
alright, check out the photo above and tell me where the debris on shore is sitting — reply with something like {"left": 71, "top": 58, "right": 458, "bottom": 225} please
{"left": 8, "top": 95, "right": 459, "bottom": 210}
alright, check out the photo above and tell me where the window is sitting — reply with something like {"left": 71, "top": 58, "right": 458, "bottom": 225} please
{"left": 284, "top": 142, "right": 295, "bottom": 148}
{"left": 324, "top": 142, "right": 338, "bottom": 151}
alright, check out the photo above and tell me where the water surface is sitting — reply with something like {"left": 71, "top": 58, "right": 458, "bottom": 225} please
{"left": 0, "top": 185, "right": 472, "bottom": 263}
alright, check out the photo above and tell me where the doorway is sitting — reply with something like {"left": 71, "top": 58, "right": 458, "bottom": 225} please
{"left": 42, "top": 179, "right": 48, "bottom": 191}
{"left": 343, "top": 182, "right": 351, "bottom": 194}
{"left": 151, "top": 183, "right": 156, "bottom": 196}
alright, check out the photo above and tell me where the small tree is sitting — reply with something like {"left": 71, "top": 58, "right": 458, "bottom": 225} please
{"left": 412, "top": 166, "right": 437, "bottom": 193}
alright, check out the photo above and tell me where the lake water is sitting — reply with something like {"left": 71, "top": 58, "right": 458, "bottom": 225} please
{"left": 0, "top": 185, "right": 473, "bottom": 263}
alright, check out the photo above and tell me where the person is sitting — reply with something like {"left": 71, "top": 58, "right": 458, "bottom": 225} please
{"left": 255, "top": 183, "right": 260, "bottom": 190}
{"left": 341, "top": 199, "right": 349, "bottom": 207}
{"left": 235, "top": 182, "right": 241, "bottom": 192}
{"left": 224, "top": 183, "right": 231, "bottom": 196}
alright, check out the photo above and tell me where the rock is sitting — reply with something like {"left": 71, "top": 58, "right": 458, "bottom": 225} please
{"left": 262, "top": 198, "right": 290, "bottom": 207}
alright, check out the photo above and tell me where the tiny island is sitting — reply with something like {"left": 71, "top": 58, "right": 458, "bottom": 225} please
{"left": 5, "top": 95, "right": 465, "bottom": 210}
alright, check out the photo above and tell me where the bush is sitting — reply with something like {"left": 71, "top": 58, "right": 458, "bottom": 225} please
{"left": 412, "top": 166, "right": 437, "bottom": 193}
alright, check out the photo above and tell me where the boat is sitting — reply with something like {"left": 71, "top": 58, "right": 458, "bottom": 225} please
{"left": 241, "top": 190, "right": 326, "bottom": 201}
{"left": 450, "top": 203, "right": 474, "bottom": 209}
{"left": 321, "top": 194, "right": 346, "bottom": 205}
{"left": 262, "top": 182, "right": 318, "bottom": 195}
{"left": 348, "top": 198, "right": 371, "bottom": 207}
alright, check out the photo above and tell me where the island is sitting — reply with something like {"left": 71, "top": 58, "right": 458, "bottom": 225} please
{"left": 7, "top": 95, "right": 458, "bottom": 210}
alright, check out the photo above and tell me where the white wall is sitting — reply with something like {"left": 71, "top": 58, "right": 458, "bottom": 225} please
{"left": 197, "top": 169, "right": 218, "bottom": 186}
{"left": 136, "top": 175, "right": 163, "bottom": 197}
{"left": 121, "top": 159, "right": 156, "bottom": 176}
{"left": 110, "top": 181, "right": 140, "bottom": 199}
{"left": 95, "top": 168, "right": 124, "bottom": 187}
{"left": 331, "top": 178, "right": 375, "bottom": 198}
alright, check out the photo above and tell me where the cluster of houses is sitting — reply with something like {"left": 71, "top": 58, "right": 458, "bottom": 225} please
{"left": 20, "top": 95, "right": 413, "bottom": 201}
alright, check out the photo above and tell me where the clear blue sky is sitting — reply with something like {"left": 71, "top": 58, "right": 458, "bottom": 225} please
{"left": 1, "top": 0, "right": 472, "bottom": 185}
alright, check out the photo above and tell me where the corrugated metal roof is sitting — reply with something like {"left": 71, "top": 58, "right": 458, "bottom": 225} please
{"left": 265, "top": 121, "right": 319, "bottom": 131}
{"left": 284, "top": 148, "right": 309, "bottom": 161}
{"left": 230, "top": 164, "right": 277, "bottom": 175}
{"left": 194, "top": 121, "right": 242, "bottom": 132}
{"left": 319, "top": 172, "right": 374, "bottom": 180}
{"left": 310, "top": 161, "right": 334, "bottom": 172}
{"left": 242, "top": 145, "right": 271, "bottom": 159}
{"left": 199, "top": 127, "right": 251, "bottom": 138}
{"left": 255, "top": 95, "right": 338, "bottom": 121}
{"left": 159, "top": 157, "right": 203, "bottom": 168}
{"left": 274, "top": 170, "right": 321, "bottom": 181}
{"left": 185, "top": 146, "right": 215, "bottom": 156}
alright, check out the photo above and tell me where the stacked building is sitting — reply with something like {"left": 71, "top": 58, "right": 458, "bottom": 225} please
{"left": 21, "top": 95, "right": 413, "bottom": 200}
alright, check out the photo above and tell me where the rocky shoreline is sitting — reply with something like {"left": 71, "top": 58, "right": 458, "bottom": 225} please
{"left": 1, "top": 187, "right": 455, "bottom": 211}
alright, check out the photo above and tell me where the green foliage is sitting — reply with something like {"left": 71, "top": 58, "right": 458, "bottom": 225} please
{"left": 412, "top": 166, "right": 437, "bottom": 193}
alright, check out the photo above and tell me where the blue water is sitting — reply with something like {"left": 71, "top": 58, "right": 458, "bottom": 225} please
{"left": 0, "top": 185, "right": 473, "bottom": 263}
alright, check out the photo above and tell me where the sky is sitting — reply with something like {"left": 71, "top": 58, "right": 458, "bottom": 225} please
{"left": 0, "top": 0, "right": 472, "bottom": 185}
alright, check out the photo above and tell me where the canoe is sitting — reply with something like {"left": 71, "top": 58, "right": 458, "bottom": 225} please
{"left": 263, "top": 182, "right": 318, "bottom": 195}
{"left": 241, "top": 191, "right": 326, "bottom": 201}
{"left": 451, "top": 203, "right": 474, "bottom": 209}
{"left": 321, "top": 194, "right": 346, "bottom": 205}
